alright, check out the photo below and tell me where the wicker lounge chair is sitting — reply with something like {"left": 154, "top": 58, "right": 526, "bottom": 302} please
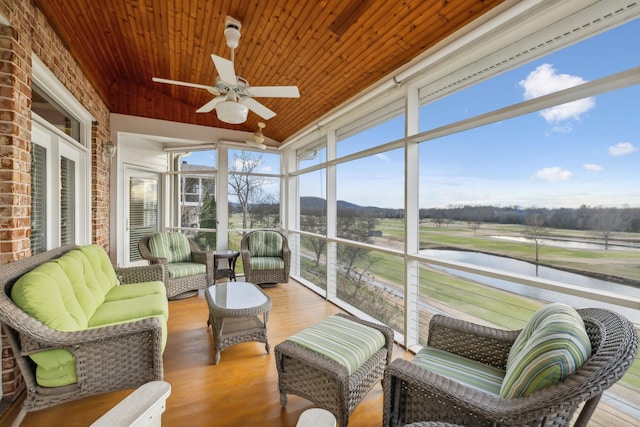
{"left": 276, "top": 313, "right": 394, "bottom": 427}
{"left": 241, "top": 230, "right": 290, "bottom": 286}
{"left": 383, "top": 307, "right": 638, "bottom": 427}
{"left": 139, "top": 232, "right": 214, "bottom": 299}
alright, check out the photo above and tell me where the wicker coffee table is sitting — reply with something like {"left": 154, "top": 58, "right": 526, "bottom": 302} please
{"left": 205, "top": 281, "right": 272, "bottom": 364}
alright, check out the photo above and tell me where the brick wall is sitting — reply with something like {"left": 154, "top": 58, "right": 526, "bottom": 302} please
{"left": 0, "top": 0, "right": 111, "bottom": 401}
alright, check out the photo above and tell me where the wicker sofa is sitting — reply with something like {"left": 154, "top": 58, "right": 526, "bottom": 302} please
{"left": 383, "top": 306, "right": 638, "bottom": 427}
{"left": 0, "top": 244, "right": 168, "bottom": 426}
{"left": 138, "top": 232, "right": 214, "bottom": 299}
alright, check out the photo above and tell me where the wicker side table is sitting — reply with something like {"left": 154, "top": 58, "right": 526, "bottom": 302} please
{"left": 205, "top": 281, "right": 272, "bottom": 364}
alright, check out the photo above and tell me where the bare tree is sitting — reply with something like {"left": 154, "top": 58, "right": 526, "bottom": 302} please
{"left": 590, "top": 207, "right": 623, "bottom": 250}
{"left": 523, "top": 213, "right": 546, "bottom": 263}
{"left": 228, "top": 151, "right": 269, "bottom": 229}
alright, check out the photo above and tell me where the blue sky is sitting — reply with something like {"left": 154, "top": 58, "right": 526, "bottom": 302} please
{"left": 332, "top": 18, "right": 639, "bottom": 209}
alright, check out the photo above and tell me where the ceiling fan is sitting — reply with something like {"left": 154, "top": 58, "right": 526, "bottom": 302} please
{"left": 246, "top": 122, "right": 268, "bottom": 150}
{"left": 152, "top": 16, "right": 300, "bottom": 124}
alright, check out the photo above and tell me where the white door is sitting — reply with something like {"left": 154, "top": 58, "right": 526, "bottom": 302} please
{"left": 124, "top": 169, "right": 161, "bottom": 266}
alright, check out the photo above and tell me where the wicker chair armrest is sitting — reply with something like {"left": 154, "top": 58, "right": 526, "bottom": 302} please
{"left": 17, "top": 316, "right": 163, "bottom": 354}
{"left": 427, "top": 315, "right": 519, "bottom": 368}
{"left": 191, "top": 250, "right": 213, "bottom": 266}
{"left": 115, "top": 264, "right": 165, "bottom": 284}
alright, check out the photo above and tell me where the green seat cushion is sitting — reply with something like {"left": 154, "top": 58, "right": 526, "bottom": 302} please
{"left": 89, "top": 294, "right": 169, "bottom": 328}
{"left": 287, "top": 315, "right": 386, "bottom": 375}
{"left": 249, "top": 231, "right": 283, "bottom": 257}
{"left": 148, "top": 232, "right": 192, "bottom": 263}
{"left": 34, "top": 353, "right": 77, "bottom": 388}
{"left": 166, "top": 262, "right": 206, "bottom": 279}
{"left": 103, "top": 281, "right": 166, "bottom": 302}
{"left": 75, "top": 244, "right": 119, "bottom": 296}
{"left": 500, "top": 303, "right": 591, "bottom": 398}
{"left": 249, "top": 257, "right": 285, "bottom": 271}
{"left": 412, "top": 347, "right": 505, "bottom": 395}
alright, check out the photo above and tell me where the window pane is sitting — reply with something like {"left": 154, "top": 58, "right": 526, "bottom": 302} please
{"left": 336, "top": 150, "right": 405, "bottom": 243}
{"left": 298, "top": 139, "right": 326, "bottom": 169}
{"left": 337, "top": 101, "right": 404, "bottom": 157}
{"left": 60, "top": 156, "right": 75, "bottom": 245}
{"left": 228, "top": 150, "right": 280, "bottom": 230}
{"left": 32, "top": 84, "right": 80, "bottom": 142}
{"left": 299, "top": 169, "right": 326, "bottom": 234}
{"left": 299, "top": 235, "right": 327, "bottom": 290}
{"left": 129, "top": 177, "right": 158, "bottom": 262}
{"left": 335, "top": 242, "right": 404, "bottom": 333}
{"left": 30, "top": 144, "right": 47, "bottom": 254}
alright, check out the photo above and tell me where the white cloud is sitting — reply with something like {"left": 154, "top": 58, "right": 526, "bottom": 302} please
{"left": 519, "top": 64, "right": 595, "bottom": 124}
{"left": 584, "top": 163, "right": 603, "bottom": 172}
{"left": 260, "top": 165, "right": 273, "bottom": 172}
{"left": 375, "top": 153, "right": 390, "bottom": 162}
{"left": 533, "top": 166, "right": 572, "bottom": 182}
{"left": 609, "top": 142, "right": 638, "bottom": 156}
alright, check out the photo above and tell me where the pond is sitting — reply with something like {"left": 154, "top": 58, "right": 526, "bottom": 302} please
{"left": 420, "top": 249, "right": 640, "bottom": 324}
{"left": 490, "top": 235, "right": 640, "bottom": 251}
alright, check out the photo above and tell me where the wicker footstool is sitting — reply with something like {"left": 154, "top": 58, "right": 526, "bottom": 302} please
{"left": 275, "top": 313, "right": 394, "bottom": 427}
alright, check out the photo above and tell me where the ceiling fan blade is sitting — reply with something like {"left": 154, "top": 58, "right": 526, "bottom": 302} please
{"left": 241, "top": 97, "right": 276, "bottom": 120}
{"left": 249, "top": 86, "right": 300, "bottom": 98}
{"left": 246, "top": 140, "right": 267, "bottom": 150}
{"left": 152, "top": 77, "right": 216, "bottom": 91}
{"left": 211, "top": 54, "right": 237, "bottom": 86}
{"left": 196, "top": 95, "right": 226, "bottom": 113}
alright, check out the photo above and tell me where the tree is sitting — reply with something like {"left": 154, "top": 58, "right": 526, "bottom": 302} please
{"left": 590, "top": 207, "right": 623, "bottom": 250}
{"left": 196, "top": 191, "right": 217, "bottom": 250}
{"left": 523, "top": 213, "right": 545, "bottom": 263}
{"left": 336, "top": 210, "right": 379, "bottom": 279}
{"left": 228, "top": 151, "right": 270, "bottom": 230}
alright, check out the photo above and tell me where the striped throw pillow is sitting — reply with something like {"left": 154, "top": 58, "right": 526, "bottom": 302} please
{"left": 500, "top": 303, "right": 591, "bottom": 399}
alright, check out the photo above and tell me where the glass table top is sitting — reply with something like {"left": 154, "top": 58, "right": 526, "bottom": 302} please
{"left": 207, "top": 281, "right": 268, "bottom": 310}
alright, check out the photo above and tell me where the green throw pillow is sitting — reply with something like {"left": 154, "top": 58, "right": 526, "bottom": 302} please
{"left": 500, "top": 303, "right": 591, "bottom": 398}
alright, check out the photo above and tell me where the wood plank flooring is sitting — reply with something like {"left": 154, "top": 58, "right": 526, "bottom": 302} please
{"left": 0, "top": 280, "right": 635, "bottom": 426}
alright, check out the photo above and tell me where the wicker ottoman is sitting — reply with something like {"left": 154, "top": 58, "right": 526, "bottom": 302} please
{"left": 275, "top": 313, "right": 394, "bottom": 427}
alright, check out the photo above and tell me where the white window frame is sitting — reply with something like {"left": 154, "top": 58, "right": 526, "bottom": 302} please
{"left": 31, "top": 55, "right": 93, "bottom": 248}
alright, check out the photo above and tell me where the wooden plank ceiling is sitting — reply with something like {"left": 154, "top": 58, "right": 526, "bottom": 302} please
{"left": 34, "top": 0, "right": 506, "bottom": 144}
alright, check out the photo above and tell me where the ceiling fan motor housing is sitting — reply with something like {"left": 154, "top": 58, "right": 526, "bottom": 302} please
{"left": 224, "top": 16, "right": 242, "bottom": 49}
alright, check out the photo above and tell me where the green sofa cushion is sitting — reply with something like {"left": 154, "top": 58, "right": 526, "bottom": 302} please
{"left": 166, "top": 262, "right": 206, "bottom": 279}
{"left": 249, "top": 231, "right": 283, "bottom": 257}
{"left": 413, "top": 347, "right": 505, "bottom": 395}
{"left": 89, "top": 293, "right": 169, "bottom": 329}
{"left": 500, "top": 303, "right": 591, "bottom": 398}
{"left": 148, "top": 232, "right": 192, "bottom": 263}
{"left": 287, "top": 315, "right": 386, "bottom": 375}
{"left": 33, "top": 352, "right": 77, "bottom": 388}
{"left": 103, "top": 281, "right": 166, "bottom": 302}
{"left": 76, "top": 244, "right": 119, "bottom": 296}
{"left": 12, "top": 262, "right": 88, "bottom": 331}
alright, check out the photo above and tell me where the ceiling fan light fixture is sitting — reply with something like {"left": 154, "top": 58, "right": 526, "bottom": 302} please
{"left": 216, "top": 100, "right": 248, "bottom": 124}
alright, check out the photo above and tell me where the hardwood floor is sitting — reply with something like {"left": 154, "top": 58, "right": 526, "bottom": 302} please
{"left": 0, "top": 280, "right": 635, "bottom": 426}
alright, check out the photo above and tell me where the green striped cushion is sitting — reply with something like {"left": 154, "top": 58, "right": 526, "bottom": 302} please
{"left": 249, "top": 231, "right": 283, "bottom": 257}
{"left": 413, "top": 347, "right": 505, "bottom": 395}
{"left": 148, "top": 233, "right": 192, "bottom": 263}
{"left": 167, "top": 262, "right": 206, "bottom": 279}
{"left": 250, "top": 256, "right": 285, "bottom": 271}
{"left": 500, "top": 303, "right": 591, "bottom": 398}
{"left": 287, "top": 315, "right": 386, "bottom": 375}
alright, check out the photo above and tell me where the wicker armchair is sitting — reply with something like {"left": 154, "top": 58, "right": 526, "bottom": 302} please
{"left": 0, "top": 245, "right": 165, "bottom": 426}
{"left": 383, "top": 308, "right": 638, "bottom": 427}
{"left": 241, "top": 230, "right": 290, "bottom": 285}
{"left": 138, "top": 232, "right": 214, "bottom": 299}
